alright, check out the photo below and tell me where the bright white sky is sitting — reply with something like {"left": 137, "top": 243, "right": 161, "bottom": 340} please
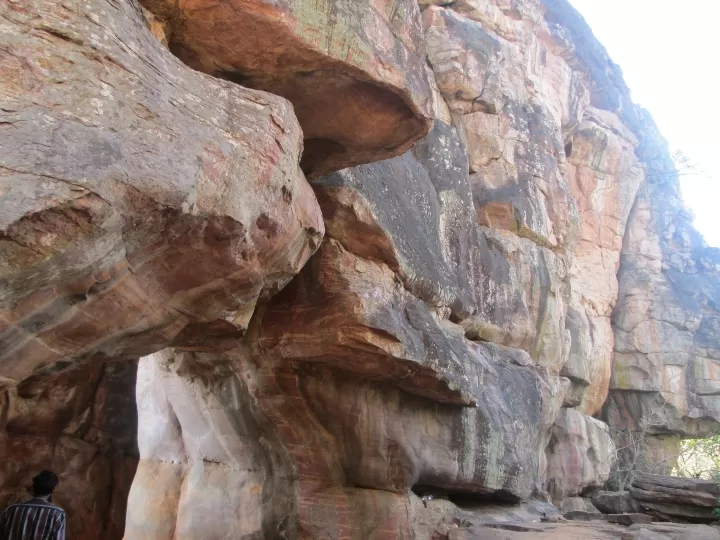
{"left": 569, "top": 0, "right": 719, "bottom": 246}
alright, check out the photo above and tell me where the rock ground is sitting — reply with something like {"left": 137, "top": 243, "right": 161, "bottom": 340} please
{"left": 448, "top": 522, "right": 720, "bottom": 540}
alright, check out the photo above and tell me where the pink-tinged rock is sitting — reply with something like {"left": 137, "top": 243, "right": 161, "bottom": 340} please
{"left": 563, "top": 112, "right": 645, "bottom": 415}
{"left": 609, "top": 159, "right": 720, "bottom": 441}
{"left": 422, "top": 4, "right": 584, "bottom": 251}
{"left": 0, "top": 0, "right": 323, "bottom": 386}
{"left": 125, "top": 350, "right": 266, "bottom": 539}
{"left": 422, "top": 2, "right": 589, "bottom": 127}
{"left": 127, "top": 345, "right": 561, "bottom": 538}
{"left": 545, "top": 408, "right": 615, "bottom": 503}
{"left": 139, "top": 0, "right": 434, "bottom": 177}
{"left": 258, "top": 238, "right": 478, "bottom": 405}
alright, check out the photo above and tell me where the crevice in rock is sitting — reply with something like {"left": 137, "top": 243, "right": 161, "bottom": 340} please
{"left": 412, "top": 485, "right": 521, "bottom": 508}
{"left": 562, "top": 373, "right": 591, "bottom": 388}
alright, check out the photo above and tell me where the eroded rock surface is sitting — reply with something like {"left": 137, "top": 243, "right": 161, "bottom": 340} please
{"left": 592, "top": 490, "right": 642, "bottom": 515}
{"left": 1, "top": 0, "right": 718, "bottom": 538}
{"left": 0, "top": 0, "right": 323, "bottom": 387}
{"left": 545, "top": 409, "right": 615, "bottom": 503}
{"left": 605, "top": 139, "right": 720, "bottom": 471}
{"left": 139, "top": 0, "right": 435, "bottom": 177}
{"left": 134, "top": 351, "right": 538, "bottom": 537}
{"left": 629, "top": 473, "right": 720, "bottom": 522}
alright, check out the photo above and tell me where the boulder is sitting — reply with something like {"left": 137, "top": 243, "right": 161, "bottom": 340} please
{"left": 0, "top": 0, "right": 323, "bottom": 386}
{"left": 560, "top": 496, "right": 601, "bottom": 514}
{"left": 545, "top": 409, "right": 616, "bottom": 502}
{"left": 592, "top": 490, "right": 642, "bottom": 515}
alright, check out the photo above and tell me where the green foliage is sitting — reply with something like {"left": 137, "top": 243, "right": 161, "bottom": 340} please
{"left": 673, "top": 435, "right": 720, "bottom": 521}
{"left": 715, "top": 471, "right": 720, "bottom": 522}
{"left": 673, "top": 434, "right": 720, "bottom": 479}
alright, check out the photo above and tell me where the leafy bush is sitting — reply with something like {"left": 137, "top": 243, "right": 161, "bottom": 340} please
{"left": 673, "top": 435, "right": 720, "bottom": 479}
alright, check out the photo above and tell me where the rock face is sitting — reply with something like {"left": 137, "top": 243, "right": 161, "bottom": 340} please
{"left": 0, "top": 0, "right": 718, "bottom": 538}
{"left": 126, "top": 346, "right": 559, "bottom": 538}
{"left": 0, "top": 0, "right": 324, "bottom": 388}
{"left": 606, "top": 166, "right": 720, "bottom": 466}
{"left": 138, "top": 0, "right": 435, "bottom": 177}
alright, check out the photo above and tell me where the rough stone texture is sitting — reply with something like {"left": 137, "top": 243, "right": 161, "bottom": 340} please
{"left": 0, "top": 0, "right": 324, "bottom": 388}
{"left": 0, "top": 361, "right": 138, "bottom": 540}
{"left": 625, "top": 530, "right": 672, "bottom": 540}
{"left": 674, "top": 526, "right": 720, "bottom": 540}
{"left": 606, "top": 164, "right": 720, "bottom": 454}
{"left": 1, "top": 0, "right": 719, "bottom": 538}
{"left": 124, "top": 344, "right": 560, "bottom": 538}
{"left": 564, "top": 510, "right": 605, "bottom": 521}
{"left": 606, "top": 514, "right": 652, "bottom": 526}
{"left": 125, "top": 350, "right": 269, "bottom": 539}
{"left": 560, "top": 496, "right": 601, "bottom": 514}
{"left": 312, "top": 119, "right": 572, "bottom": 375}
{"left": 446, "top": 522, "right": 720, "bottom": 540}
{"left": 545, "top": 408, "right": 615, "bottom": 503}
{"left": 420, "top": 0, "right": 648, "bottom": 420}
{"left": 564, "top": 111, "right": 644, "bottom": 414}
{"left": 623, "top": 525, "right": 720, "bottom": 540}
{"left": 138, "top": 0, "right": 435, "bottom": 177}
{"left": 628, "top": 473, "right": 720, "bottom": 522}
{"left": 592, "top": 491, "right": 642, "bottom": 515}
{"left": 0, "top": 0, "right": 321, "bottom": 536}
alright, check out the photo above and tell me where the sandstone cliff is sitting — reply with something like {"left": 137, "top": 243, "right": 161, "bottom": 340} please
{"left": 0, "top": 0, "right": 717, "bottom": 538}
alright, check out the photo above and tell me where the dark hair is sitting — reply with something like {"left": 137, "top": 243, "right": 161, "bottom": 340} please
{"left": 31, "top": 471, "right": 59, "bottom": 497}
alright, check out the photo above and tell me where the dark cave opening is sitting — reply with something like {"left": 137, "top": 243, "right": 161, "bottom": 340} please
{"left": 412, "top": 484, "right": 521, "bottom": 509}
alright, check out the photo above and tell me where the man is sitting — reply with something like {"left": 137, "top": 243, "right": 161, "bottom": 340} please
{"left": 0, "top": 471, "right": 66, "bottom": 540}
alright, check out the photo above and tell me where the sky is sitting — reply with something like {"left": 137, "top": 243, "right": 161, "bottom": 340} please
{"left": 569, "top": 0, "right": 719, "bottom": 247}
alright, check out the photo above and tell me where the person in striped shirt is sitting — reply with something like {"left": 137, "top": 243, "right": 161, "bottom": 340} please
{"left": 0, "top": 471, "right": 66, "bottom": 540}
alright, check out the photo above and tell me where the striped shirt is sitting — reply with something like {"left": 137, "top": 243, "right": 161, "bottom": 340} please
{"left": 0, "top": 499, "right": 66, "bottom": 540}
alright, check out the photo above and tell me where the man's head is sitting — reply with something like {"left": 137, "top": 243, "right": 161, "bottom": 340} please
{"left": 31, "top": 470, "right": 59, "bottom": 497}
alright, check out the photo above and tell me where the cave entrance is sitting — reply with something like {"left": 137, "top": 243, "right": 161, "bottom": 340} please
{"left": 0, "top": 359, "right": 139, "bottom": 540}
{"left": 412, "top": 484, "right": 521, "bottom": 509}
